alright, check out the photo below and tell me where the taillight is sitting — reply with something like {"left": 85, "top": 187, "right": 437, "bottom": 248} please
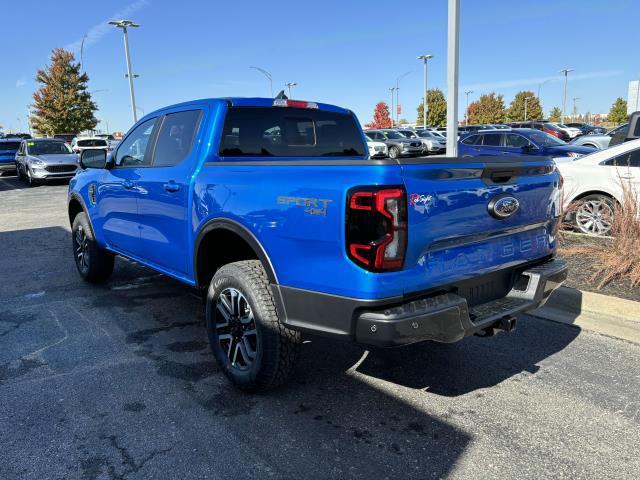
{"left": 346, "top": 187, "right": 407, "bottom": 272}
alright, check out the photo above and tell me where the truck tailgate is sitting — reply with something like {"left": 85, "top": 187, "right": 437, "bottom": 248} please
{"left": 399, "top": 157, "right": 561, "bottom": 301}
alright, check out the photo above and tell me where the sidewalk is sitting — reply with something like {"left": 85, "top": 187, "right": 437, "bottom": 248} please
{"left": 531, "top": 286, "right": 640, "bottom": 343}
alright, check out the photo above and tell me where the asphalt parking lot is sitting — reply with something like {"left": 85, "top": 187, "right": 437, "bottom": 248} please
{"left": 1, "top": 174, "right": 639, "bottom": 480}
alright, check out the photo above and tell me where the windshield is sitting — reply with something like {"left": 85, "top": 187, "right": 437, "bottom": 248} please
{"left": 398, "top": 131, "right": 416, "bottom": 138}
{"left": 528, "top": 131, "right": 566, "bottom": 147}
{"left": 28, "top": 141, "right": 72, "bottom": 155}
{"left": 382, "top": 131, "right": 404, "bottom": 139}
{"left": 78, "top": 139, "right": 108, "bottom": 147}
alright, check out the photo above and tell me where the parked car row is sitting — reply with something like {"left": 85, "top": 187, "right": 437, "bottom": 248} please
{"left": 15, "top": 138, "right": 79, "bottom": 186}
{"left": 364, "top": 128, "right": 446, "bottom": 158}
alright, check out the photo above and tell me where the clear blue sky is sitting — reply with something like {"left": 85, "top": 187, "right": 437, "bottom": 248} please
{"left": 1, "top": 0, "right": 638, "bottom": 133}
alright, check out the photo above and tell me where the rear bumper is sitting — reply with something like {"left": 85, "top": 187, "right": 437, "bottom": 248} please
{"left": 273, "top": 258, "right": 567, "bottom": 347}
{"left": 0, "top": 163, "right": 16, "bottom": 172}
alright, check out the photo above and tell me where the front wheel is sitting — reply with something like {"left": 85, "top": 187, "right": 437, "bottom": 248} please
{"left": 206, "top": 260, "right": 301, "bottom": 392}
{"left": 388, "top": 146, "right": 400, "bottom": 159}
{"left": 71, "top": 212, "right": 115, "bottom": 282}
{"left": 572, "top": 194, "right": 615, "bottom": 236}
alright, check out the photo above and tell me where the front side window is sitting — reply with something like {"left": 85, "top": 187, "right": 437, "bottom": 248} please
{"left": 154, "top": 110, "right": 202, "bottom": 167}
{"left": 505, "top": 134, "right": 529, "bottom": 148}
{"left": 528, "top": 131, "right": 565, "bottom": 147}
{"left": 219, "top": 107, "right": 364, "bottom": 157}
{"left": 27, "top": 141, "right": 72, "bottom": 155}
{"left": 115, "top": 118, "right": 157, "bottom": 167}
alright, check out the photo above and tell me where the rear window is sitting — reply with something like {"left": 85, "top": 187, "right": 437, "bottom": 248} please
{"left": 0, "top": 142, "right": 21, "bottom": 151}
{"left": 219, "top": 107, "right": 365, "bottom": 157}
{"left": 78, "top": 139, "right": 107, "bottom": 147}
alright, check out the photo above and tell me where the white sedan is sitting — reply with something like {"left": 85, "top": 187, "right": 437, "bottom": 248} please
{"left": 557, "top": 138, "right": 640, "bottom": 235}
{"left": 367, "top": 140, "right": 388, "bottom": 158}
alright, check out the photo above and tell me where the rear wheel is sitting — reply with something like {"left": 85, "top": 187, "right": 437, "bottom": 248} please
{"left": 71, "top": 212, "right": 115, "bottom": 283}
{"left": 206, "top": 260, "right": 301, "bottom": 392}
{"left": 572, "top": 194, "right": 615, "bottom": 236}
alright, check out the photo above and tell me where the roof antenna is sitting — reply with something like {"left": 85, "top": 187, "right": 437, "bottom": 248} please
{"left": 275, "top": 90, "right": 288, "bottom": 100}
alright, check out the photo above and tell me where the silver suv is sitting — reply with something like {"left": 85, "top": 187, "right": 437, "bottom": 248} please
{"left": 15, "top": 138, "right": 79, "bottom": 185}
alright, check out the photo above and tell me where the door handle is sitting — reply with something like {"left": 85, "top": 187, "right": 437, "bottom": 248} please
{"left": 163, "top": 181, "right": 180, "bottom": 193}
{"left": 122, "top": 180, "right": 134, "bottom": 189}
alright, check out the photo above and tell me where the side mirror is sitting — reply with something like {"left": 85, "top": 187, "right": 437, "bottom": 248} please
{"left": 80, "top": 149, "right": 107, "bottom": 169}
{"left": 522, "top": 144, "right": 539, "bottom": 153}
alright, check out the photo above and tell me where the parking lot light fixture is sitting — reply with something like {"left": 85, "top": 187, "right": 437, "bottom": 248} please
{"left": 537, "top": 79, "right": 549, "bottom": 100}
{"left": 417, "top": 55, "right": 434, "bottom": 128}
{"left": 250, "top": 66, "right": 273, "bottom": 97}
{"left": 285, "top": 82, "right": 297, "bottom": 98}
{"left": 560, "top": 68, "right": 574, "bottom": 124}
{"left": 109, "top": 19, "right": 140, "bottom": 124}
{"left": 464, "top": 90, "right": 473, "bottom": 126}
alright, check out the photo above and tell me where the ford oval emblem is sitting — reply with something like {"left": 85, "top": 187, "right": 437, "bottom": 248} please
{"left": 488, "top": 195, "right": 520, "bottom": 219}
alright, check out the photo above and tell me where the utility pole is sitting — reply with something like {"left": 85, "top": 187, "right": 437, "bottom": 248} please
{"left": 388, "top": 87, "right": 396, "bottom": 127}
{"left": 109, "top": 20, "right": 140, "bottom": 124}
{"left": 446, "top": 0, "right": 460, "bottom": 156}
{"left": 395, "top": 71, "right": 411, "bottom": 126}
{"left": 417, "top": 55, "right": 433, "bottom": 128}
{"left": 559, "top": 68, "right": 573, "bottom": 124}
{"left": 285, "top": 82, "right": 297, "bottom": 98}
{"left": 249, "top": 66, "right": 273, "bottom": 97}
{"left": 464, "top": 90, "right": 473, "bottom": 126}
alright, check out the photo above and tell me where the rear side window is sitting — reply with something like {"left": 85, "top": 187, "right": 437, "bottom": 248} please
{"left": 154, "top": 110, "right": 202, "bottom": 167}
{"left": 482, "top": 134, "right": 502, "bottom": 146}
{"left": 219, "top": 107, "right": 365, "bottom": 157}
{"left": 605, "top": 149, "right": 640, "bottom": 167}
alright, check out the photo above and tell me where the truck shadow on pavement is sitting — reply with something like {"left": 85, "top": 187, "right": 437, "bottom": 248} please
{"left": 0, "top": 225, "right": 580, "bottom": 478}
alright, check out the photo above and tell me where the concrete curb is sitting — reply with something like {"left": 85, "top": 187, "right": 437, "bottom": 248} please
{"left": 530, "top": 286, "right": 640, "bottom": 344}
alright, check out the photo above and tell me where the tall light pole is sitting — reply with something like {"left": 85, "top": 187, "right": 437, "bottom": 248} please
{"left": 285, "top": 82, "right": 297, "bottom": 98}
{"left": 417, "top": 54, "right": 433, "bottom": 128}
{"left": 109, "top": 20, "right": 140, "bottom": 124}
{"left": 559, "top": 68, "right": 573, "bottom": 124}
{"left": 447, "top": 0, "right": 460, "bottom": 156}
{"left": 537, "top": 79, "right": 549, "bottom": 100}
{"left": 250, "top": 66, "right": 273, "bottom": 97}
{"left": 395, "top": 71, "right": 411, "bottom": 126}
{"left": 464, "top": 90, "right": 473, "bottom": 126}
{"left": 80, "top": 34, "right": 88, "bottom": 71}
{"left": 389, "top": 87, "right": 396, "bottom": 127}
{"left": 572, "top": 97, "right": 580, "bottom": 119}
{"left": 524, "top": 96, "right": 531, "bottom": 121}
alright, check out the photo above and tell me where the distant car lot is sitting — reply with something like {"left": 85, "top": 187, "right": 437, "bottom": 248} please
{"left": 0, "top": 173, "right": 639, "bottom": 479}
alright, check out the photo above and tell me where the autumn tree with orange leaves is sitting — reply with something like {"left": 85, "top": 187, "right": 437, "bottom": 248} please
{"left": 31, "top": 48, "right": 97, "bottom": 135}
{"left": 365, "top": 102, "right": 393, "bottom": 129}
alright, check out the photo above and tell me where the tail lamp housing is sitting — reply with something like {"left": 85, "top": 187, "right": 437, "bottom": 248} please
{"left": 346, "top": 187, "right": 407, "bottom": 272}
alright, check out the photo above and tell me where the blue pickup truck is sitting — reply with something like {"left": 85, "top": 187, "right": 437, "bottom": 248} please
{"left": 69, "top": 96, "right": 567, "bottom": 391}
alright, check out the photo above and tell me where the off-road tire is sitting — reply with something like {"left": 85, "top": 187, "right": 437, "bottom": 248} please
{"left": 206, "top": 260, "right": 301, "bottom": 392}
{"left": 71, "top": 212, "right": 115, "bottom": 283}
